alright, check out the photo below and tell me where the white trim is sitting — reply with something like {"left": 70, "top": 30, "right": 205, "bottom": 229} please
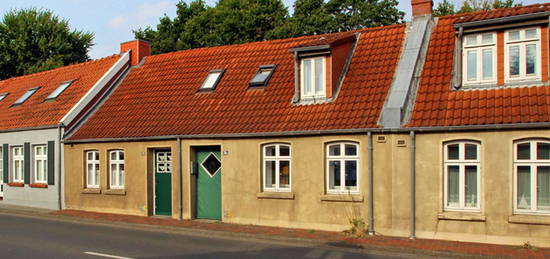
{"left": 504, "top": 27, "right": 542, "bottom": 83}
{"left": 33, "top": 145, "right": 48, "bottom": 184}
{"left": 0, "top": 147, "right": 3, "bottom": 183}
{"left": 85, "top": 150, "right": 100, "bottom": 189}
{"left": 300, "top": 56, "right": 326, "bottom": 99}
{"left": 443, "top": 141, "right": 481, "bottom": 212}
{"left": 326, "top": 142, "right": 360, "bottom": 194}
{"left": 11, "top": 146, "right": 24, "bottom": 183}
{"left": 262, "top": 143, "right": 291, "bottom": 192}
{"left": 109, "top": 150, "right": 125, "bottom": 189}
{"left": 60, "top": 52, "right": 130, "bottom": 126}
{"left": 462, "top": 32, "right": 497, "bottom": 86}
{"left": 200, "top": 152, "right": 221, "bottom": 178}
{"left": 513, "top": 139, "right": 550, "bottom": 214}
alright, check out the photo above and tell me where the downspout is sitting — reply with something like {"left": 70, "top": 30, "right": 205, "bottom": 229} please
{"left": 58, "top": 125, "right": 64, "bottom": 210}
{"left": 177, "top": 136, "right": 183, "bottom": 220}
{"left": 409, "top": 131, "right": 416, "bottom": 239}
{"left": 367, "top": 131, "right": 374, "bottom": 235}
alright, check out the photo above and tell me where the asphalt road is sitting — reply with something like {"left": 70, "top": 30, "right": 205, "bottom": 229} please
{"left": 0, "top": 213, "right": 431, "bottom": 259}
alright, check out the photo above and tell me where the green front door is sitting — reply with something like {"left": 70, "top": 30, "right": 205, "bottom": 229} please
{"left": 155, "top": 150, "right": 172, "bottom": 216}
{"left": 196, "top": 147, "right": 222, "bottom": 220}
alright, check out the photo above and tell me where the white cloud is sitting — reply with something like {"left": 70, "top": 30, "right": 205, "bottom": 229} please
{"left": 108, "top": 0, "right": 175, "bottom": 30}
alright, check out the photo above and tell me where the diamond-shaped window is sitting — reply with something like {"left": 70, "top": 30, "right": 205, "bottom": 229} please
{"left": 202, "top": 153, "right": 221, "bottom": 177}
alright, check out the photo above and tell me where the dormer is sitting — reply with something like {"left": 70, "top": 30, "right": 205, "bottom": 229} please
{"left": 452, "top": 8, "right": 549, "bottom": 89}
{"left": 290, "top": 33, "right": 358, "bottom": 104}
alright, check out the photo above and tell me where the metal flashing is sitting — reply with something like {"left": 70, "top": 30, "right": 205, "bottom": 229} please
{"left": 454, "top": 11, "right": 550, "bottom": 29}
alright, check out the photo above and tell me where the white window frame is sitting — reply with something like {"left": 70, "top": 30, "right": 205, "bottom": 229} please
{"left": 109, "top": 150, "right": 125, "bottom": 189}
{"left": 504, "top": 27, "right": 541, "bottom": 83}
{"left": 513, "top": 139, "right": 550, "bottom": 214}
{"left": 300, "top": 56, "right": 326, "bottom": 99}
{"left": 86, "top": 150, "right": 100, "bottom": 189}
{"left": 326, "top": 142, "right": 360, "bottom": 194}
{"left": 12, "top": 146, "right": 24, "bottom": 183}
{"left": 462, "top": 32, "right": 497, "bottom": 86}
{"left": 0, "top": 147, "right": 3, "bottom": 183}
{"left": 262, "top": 143, "right": 291, "bottom": 192}
{"left": 443, "top": 141, "right": 481, "bottom": 212}
{"left": 33, "top": 145, "right": 47, "bottom": 184}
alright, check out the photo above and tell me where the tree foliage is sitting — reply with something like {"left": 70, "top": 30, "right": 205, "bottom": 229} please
{"left": 0, "top": 8, "right": 94, "bottom": 80}
{"left": 135, "top": 0, "right": 404, "bottom": 55}
{"left": 434, "top": 0, "right": 520, "bottom": 16}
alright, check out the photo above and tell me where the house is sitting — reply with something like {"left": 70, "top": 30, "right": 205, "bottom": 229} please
{"left": 62, "top": 1, "right": 550, "bottom": 247}
{"left": 0, "top": 47, "right": 132, "bottom": 209}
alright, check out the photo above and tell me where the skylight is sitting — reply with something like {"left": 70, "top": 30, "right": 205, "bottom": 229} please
{"left": 0, "top": 93, "right": 8, "bottom": 102}
{"left": 200, "top": 69, "right": 225, "bottom": 91}
{"left": 250, "top": 65, "right": 276, "bottom": 87}
{"left": 46, "top": 80, "right": 74, "bottom": 100}
{"left": 13, "top": 87, "right": 40, "bottom": 106}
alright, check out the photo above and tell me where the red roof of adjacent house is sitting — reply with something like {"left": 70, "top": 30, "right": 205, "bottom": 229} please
{"left": 69, "top": 25, "right": 406, "bottom": 140}
{"left": 0, "top": 55, "right": 120, "bottom": 131}
{"left": 408, "top": 3, "right": 550, "bottom": 128}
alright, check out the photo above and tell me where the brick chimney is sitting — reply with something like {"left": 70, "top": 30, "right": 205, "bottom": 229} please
{"left": 120, "top": 40, "right": 151, "bottom": 66}
{"left": 411, "top": 0, "right": 433, "bottom": 17}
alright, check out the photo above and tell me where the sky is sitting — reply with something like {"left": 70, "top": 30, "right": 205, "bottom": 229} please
{"left": 0, "top": 0, "right": 543, "bottom": 59}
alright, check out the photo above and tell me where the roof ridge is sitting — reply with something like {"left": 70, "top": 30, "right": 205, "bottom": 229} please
{"left": 438, "top": 2, "right": 550, "bottom": 20}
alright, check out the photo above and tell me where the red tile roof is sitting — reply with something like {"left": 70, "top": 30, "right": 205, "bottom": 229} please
{"left": 408, "top": 3, "right": 550, "bottom": 128}
{"left": 0, "top": 55, "right": 120, "bottom": 131}
{"left": 69, "top": 25, "right": 406, "bottom": 140}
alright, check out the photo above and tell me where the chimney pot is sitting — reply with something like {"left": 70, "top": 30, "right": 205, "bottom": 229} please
{"left": 411, "top": 0, "right": 433, "bottom": 17}
{"left": 120, "top": 39, "right": 151, "bottom": 66}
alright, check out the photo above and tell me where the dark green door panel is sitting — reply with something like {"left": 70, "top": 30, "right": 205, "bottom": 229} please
{"left": 155, "top": 150, "right": 172, "bottom": 216}
{"left": 196, "top": 147, "right": 222, "bottom": 220}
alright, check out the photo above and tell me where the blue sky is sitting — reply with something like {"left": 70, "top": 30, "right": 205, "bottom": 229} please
{"left": 0, "top": 0, "right": 543, "bottom": 59}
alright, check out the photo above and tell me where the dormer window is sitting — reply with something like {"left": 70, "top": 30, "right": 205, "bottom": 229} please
{"left": 199, "top": 69, "right": 224, "bottom": 91}
{"left": 12, "top": 87, "right": 40, "bottom": 106}
{"left": 300, "top": 56, "right": 326, "bottom": 99}
{"left": 250, "top": 65, "right": 276, "bottom": 87}
{"left": 0, "top": 93, "right": 8, "bottom": 102}
{"left": 505, "top": 27, "right": 541, "bottom": 82}
{"left": 46, "top": 80, "right": 74, "bottom": 100}
{"left": 462, "top": 32, "right": 496, "bottom": 85}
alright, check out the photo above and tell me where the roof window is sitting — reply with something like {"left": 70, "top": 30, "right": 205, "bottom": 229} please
{"left": 12, "top": 87, "right": 40, "bottom": 106}
{"left": 249, "top": 65, "right": 276, "bottom": 87}
{"left": 0, "top": 93, "right": 8, "bottom": 102}
{"left": 46, "top": 80, "right": 74, "bottom": 100}
{"left": 199, "top": 69, "right": 225, "bottom": 91}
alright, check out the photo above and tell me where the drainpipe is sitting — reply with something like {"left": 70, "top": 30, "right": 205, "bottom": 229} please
{"left": 367, "top": 132, "right": 374, "bottom": 235}
{"left": 177, "top": 136, "right": 183, "bottom": 220}
{"left": 58, "top": 125, "right": 64, "bottom": 210}
{"left": 409, "top": 131, "right": 416, "bottom": 239}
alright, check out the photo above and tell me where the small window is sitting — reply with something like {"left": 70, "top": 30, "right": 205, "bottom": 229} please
{"left": 12, "top": 146, "right": 24, "bottom": 183}
{"left": 0, "top": 147, "right": 3, "bottom": 183}
{"left": 505, "top": 27, "right": 541, "bottom": 82}
{"left": 514, "top": 140, "right": 550, "bottom": 214}
{"left": 262, "top": 143, "right": 291, "bottom": 192}
{"left": 301, "top": 56, "right": 326, "bottom": 99}
{"left": 199, "top": 69, "right": 225, "bottom": 91}
{"left": 13, "top": 87, "right": 40, "bottom": 106}
{"left": 443, "top": 141, "right": 481, "bottom": 211}
{"left": 109, "top": 150, "right": 125, "bottom": 189}
{"left": 46, "top": 81, "right": 73, "bottom": 100}
{"left": 86, "top": 151, "right": 100, "bottom": 189}
{"left": 33, "top": 145, "right": 48, "bottom": 184}
{"left": 0, "top": 93, "right": 8, "bottom": 102}
{"left": 462, "top": 32, "right": 496, "bottom": 86}
{"left": 326, "top": 142, "right": 359, "bottom": 194}
{"left": 250, "top": 65, "right": 276, "bottom": 87}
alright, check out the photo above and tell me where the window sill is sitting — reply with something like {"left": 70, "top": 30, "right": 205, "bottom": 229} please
{"left": 29, "top": 183, "right": 48, "bottom": 188}
{"left": 103, "top": 189, "right": 126, "bottom": 195}
{"left": 438, "top": 212, "right": 486, "bottom": 222}
{"left": 509, "top": 214, "right": 550, "bottom": 225}
{"left": 81, "top": 188, "right": 101, "bottom": 194}
{"left": 257, "top": 192, "right": 295, "bottom": 200}
{"left": 8, "top": 182, "right": 24, "bottom": 187}
{"left": 320, "top": 194, "right": 363, "bottom": 202}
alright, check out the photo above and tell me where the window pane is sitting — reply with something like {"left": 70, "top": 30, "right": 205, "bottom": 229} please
{"left": 345, "top": 144, "right": 357, "bottom": 156}
{"left": 110, "top": 152, "right": 116, "bottom": 160}
{"left": 329, "top": 144, "right": 340, "bottom": 156}
{"left": 94, "top": 152, "right": 100, "bottom": 160}
{"left": 481, "top": 33, "right": 493, "bottom": 44}
{"left": 525, "top": 29, "right": 537, "bottom": 39}
{"left": 344, "top": 160, "right": 357, "bottom": 190}
{"left": 526, "top": 44, "right": 536, "bottom": 75}
{"left": 465, "top": 144, "right": 477, "bottom": 160}
{"left": 328, "top": 161, "right": 341, "bottom": 190}
{"left": 537, "top": 142, "right": 550, "bottom": 160}
{"left": 119, "top": 152, "right": 124, "bottom": 160}
{"left": 467, "top": 50, "right": 477, "bottom": 81}
{"left": 509, "top": 46, "right": 520, "bottom": 76}
{"left": 537, "top": 166, "right": 550, "bottom": 210}
{"left": 509, "top": 31, "right": 520, "bottom": 41}
{"left": 517, "top": 166, "right": 531, "bottom": 210}
{"left": 465, "top": 165, "right": 478, "bottom": 208}
{"left": 265, "top": 161, "right": 275, "bottom": 188}
{"left": 279, "top": 160, "right": 290, "bottom": 188}
{"left": 447, "top": 144, "right": 459, "bottom": 160}
{"left": 447, "top": 166, "right": 460, "bottom": 207}
{"left": 482, "top": 49, "right": 493, "bottom": 80}
{"left": 87, "top": 164, "right": 93, "bottom": 185}
{"left": 517, "top": 143, "right": 530, "bottom": 160}
{"left": 279, "top": 145, "right": 290, "bottom": 157}
{"left": 314, "top": 58, "right": 323, "bottom": 93}
{"left": 303, "top": 59, "right": 312, "bottom": 94}
{"left": 465, "top": 35, "right": 477, "bottom": 46}
{"left": 265, "top": 146, "right": 276, "bottom": 156}
{"left": 201, "top": 72, "right": 222, "bottom": 89}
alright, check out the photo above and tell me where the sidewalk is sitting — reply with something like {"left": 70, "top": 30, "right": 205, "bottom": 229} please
{"left": 44, "top": 209, "right": 549, "bottom": 259}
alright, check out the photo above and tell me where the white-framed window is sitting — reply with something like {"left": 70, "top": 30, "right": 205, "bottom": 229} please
{"left": 109, "top": 150, "right": 125, "bottom": 189}
{"left": 462, "top": 32, "right": 497, "bottom": 85}
{"left": 505, "top": 27, "right": 541, "bottom": 82}
{"left": 443, "top": 141, "right": 481, "bottom": 211}
{"left": 514, "top": 139, "right": 550, "bottom": 214}
{"left": 33, "top": 145, "right": 47, "bottom": 184}
{"left": 0, "top": 147, "right": 3, "bottom": 183}
{"left": 262, "top": 143, "right": 291, "bottom": 192}
{"left": 300, "top": 56, "right": 326, "bottom": 99}
{"left": 12, "top": 146, "right": 24, "bottom": 183}
{"left": 86, "top": 151, "right": 100, "bottom": 188}
{"left": 326, "top": 142, "right": 359, "bottom": 194}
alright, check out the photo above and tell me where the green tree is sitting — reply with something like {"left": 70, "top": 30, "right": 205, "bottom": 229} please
{"left": 433, "top": 0, "right": 455, "bottom": 16}
{"left": 434, "top": 0, "right": 521, "bottom": 16}
{"left": 0, "top": 8, "right": 94, "bottom": 80}
{"left": 269, "top": 0, "right": 336, "bottom": 38}
{"left": 325, "top": 0, "right": 404, "bottom": 31}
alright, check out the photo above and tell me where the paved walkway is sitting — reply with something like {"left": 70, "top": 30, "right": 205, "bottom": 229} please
{"left": 49, "top": 210, "right": 550, "bottom": 259}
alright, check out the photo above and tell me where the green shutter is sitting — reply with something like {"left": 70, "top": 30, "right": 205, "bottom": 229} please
{"left": 2, "top": 144, "right": 8, "bottom": 183}
{"left": 47, "top": 141, "right": 55, "bottom": 185}
{"left": 24, "top": 142, "right": 30, "bottom": 184}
